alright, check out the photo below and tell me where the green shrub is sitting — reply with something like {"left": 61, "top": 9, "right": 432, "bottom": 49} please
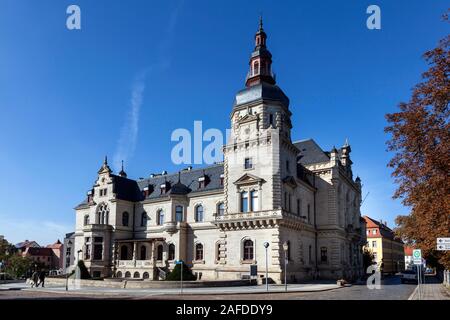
{"left": 166, "top": 262, "right": 196, "bottom": 281}
{"left": 77, "top": 260, "right": 91, "bottom": 279}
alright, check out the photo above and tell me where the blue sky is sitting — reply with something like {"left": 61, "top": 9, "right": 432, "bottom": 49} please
{"left": 0, "top": 0, "right": 448, "bottom": 245}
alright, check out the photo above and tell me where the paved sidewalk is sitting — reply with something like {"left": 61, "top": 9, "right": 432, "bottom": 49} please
{"left": 1, "top": 282, "right": 342, "bottom": 297}
{"left": 409, "top": 283, "right": 450, "bottom": 300}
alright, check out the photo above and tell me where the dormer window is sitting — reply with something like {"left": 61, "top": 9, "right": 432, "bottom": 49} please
{"left": 198, "top": 176, "right": 205, "bottom": 189}
{"left": 244, "top": 158, "right": 253, "bottom": 170}
{"left": 143, "top": 186, "right": 149, "bottom": 198}
{"left": 160, "top": 182, "right": 170, "bottom": 194}
{"left": 87, "top": 190, "right": 93, "bottom": 202}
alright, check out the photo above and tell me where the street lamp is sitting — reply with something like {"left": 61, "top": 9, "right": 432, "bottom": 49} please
{"left": 283, "top": 241, "right": 289, "bottom": 292}
{"left": 263, "top": 242, "right": 269, "bottom": 292}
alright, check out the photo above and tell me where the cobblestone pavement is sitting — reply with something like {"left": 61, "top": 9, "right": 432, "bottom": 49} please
{"left": 409, "top": 277, "right": 450, "bottom": 300}
{"left": 0, "top": 276, "right": 418, "bottom": 300}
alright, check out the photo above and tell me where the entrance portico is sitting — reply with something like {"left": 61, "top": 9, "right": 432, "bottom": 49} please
{"left": 113, "top": 237, "right": 165, "bottom": 280}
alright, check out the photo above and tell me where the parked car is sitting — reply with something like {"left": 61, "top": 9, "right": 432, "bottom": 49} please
{"left": 401, "top": 269, "right": 418, "bottom": 284}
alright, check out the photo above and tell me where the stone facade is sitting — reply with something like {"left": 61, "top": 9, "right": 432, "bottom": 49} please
{"left": 69, "top": 20, "right": 366, "bottom": 283}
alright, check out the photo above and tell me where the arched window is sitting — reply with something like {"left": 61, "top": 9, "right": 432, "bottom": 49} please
{"left": 195, "top": 243, "right": 204, "bottom": 261}
{"left": 243, "top": 239, "right": 254, "bottom": 261}
{"left": 116, "top": 271, "right": 122, "bottom": 278}
{"left": 250, "top": 190, "right": 258, "bottom": 211}
{"left": 175, "top": 206, "right": 183, "bottom": 222}
{"left": 241, "top": 191, "right": 249, "bottom": 212}
{"left": 156, "top": 244, "right": 163, "bottom": 261}
{"left": 122, "top": 212, "right": 129, "bottom": 227}
{"left": 84, "top": 215, "right": 90, "bottom": 226}
{"left": 141, "top": 212, "right": 147, "bottom": 227}
{"left": 124, "top": 271, "right": 131, "bottom": 278}
{"left": 143, "top": 272, "right": 149, "bottom": 279}
{"left": 96, "top": 203, "right": 109, "bottom": 225}
{"left": 133, "top": 272, "right": 140, "bottom": 279}
{"left": 140, "top": 245, "right": 147, "bottom": 260}
{"left": 120, "top": 245, "right": 128, "bottom": 260}
{"left": 217, "top": 202, "right": 225, "bottom": 216}
{"left": 195, "top": 205, "right": 204, "bottom": 222}
{"left": 157, "top": 210, "right": 164, "bottom": 225}
{"left": 168, "top": 244, "right": 175, "bottom": 261}
{"left": 253, "top": 61, "right": 259, "bottom": 75}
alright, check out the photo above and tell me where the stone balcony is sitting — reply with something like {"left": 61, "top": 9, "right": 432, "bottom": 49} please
{"left": 117, "top": 260, "right": 153, "bottom": 268}
{"left": 82, "top": 224, "right": 113, "bottom": 232}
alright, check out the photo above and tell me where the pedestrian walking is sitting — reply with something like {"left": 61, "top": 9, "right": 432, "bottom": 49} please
{"left": 30, "top": 271, "right": 39, "bottom": 288}
{"left": 38, "top": 270, "right": 46, "bottom": 287}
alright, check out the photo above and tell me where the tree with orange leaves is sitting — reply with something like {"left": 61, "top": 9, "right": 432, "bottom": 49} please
{"left": 385, "top": 17, "right": 449, "bottom": 270}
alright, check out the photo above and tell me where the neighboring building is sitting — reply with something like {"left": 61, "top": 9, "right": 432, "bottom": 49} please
{"left": 15, "top": 240, "right": 40, "bottom": 253}
{"left": 0, "top": 235, "right": 4, "bottom": 241}
{"left": 69, "top": 19, "right": 366, "bottom": 282}
{"left": 16, "top": 239, "right": 64, "bottom": 271}
{"left": 46, "top": 240, "right": 64, "bottom": 270}
{"left": 22, "top": 247, "right": 55, "bottom": 269}
{"left": 404, "top": 246, "right": 414, "bottom": 270}
{"left": 63, "top": 232, "right": 76, "bottom": 273}
{"left": 363, "top": 216, "right": 405, "bottom": 274}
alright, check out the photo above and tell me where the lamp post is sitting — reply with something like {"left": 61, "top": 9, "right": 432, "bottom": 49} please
{"left": 283, "top": 241, "right": 289, "bottom": 292}
{"left": 263, "top": 242, "right": 269, "bottom": 292}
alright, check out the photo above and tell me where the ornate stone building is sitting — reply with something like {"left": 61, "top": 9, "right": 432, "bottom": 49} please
{"left": 70, "top": 19, "right": 366, "bottom": 283}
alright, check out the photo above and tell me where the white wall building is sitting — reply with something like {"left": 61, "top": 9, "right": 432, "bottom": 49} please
{"left": 70, "top": 19, "right": 366, "bottom": 283}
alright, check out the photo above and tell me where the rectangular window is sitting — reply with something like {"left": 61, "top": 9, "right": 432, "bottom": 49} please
{"left": 286, "top": 160, "right": 290, "bottom": 173}
{"left": 372, "top": 241, "right": 377, "bottom": 248}
{"left": 372, "top": 229, "right": 377, "bottom": 235}
{"left": 320, "top": 247, "right": 328, "bottom": 263}
{"left": 84, "top": 245, "right": 91, "bottom": 260}
{"left": 241, "top": 192, "right": 249, "bottom": 212}
{"left": 297, "top": 199, "right": 301, "bottom": 216}
{"left": 307, "top": 204, "right": 311, "bottom": 223}
{"left": 269, "top": 114, "right": 274, "bottom": 126}
{"left": 175, "top": 206, "right": 184, "bottom": 222}
{"left": 93, "top": 244, "right": 103, "bottom": 260}
{"left": 244, "top": 158, "right": 253, "bottom": 169}
{"left": 288, "top": 194, "right": 291, "bottom": 212}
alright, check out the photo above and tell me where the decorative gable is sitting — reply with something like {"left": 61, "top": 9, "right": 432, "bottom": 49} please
{"left": 233, "top": 173, "right": 265, "bottom": 186}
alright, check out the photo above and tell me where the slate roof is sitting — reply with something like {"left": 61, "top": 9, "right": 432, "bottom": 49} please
{"left": 234, "top": 82, "right": 290, "bottom": 108}
{"left": 293, "top": 139, "right": 330, "bottom": 165}
{"left": 137, "top": 163, "right": 224, "bottom": 200}
{"left": 75, "top": 164, "right": 224, "bottom": 208}
{"left": 15, "top": 240, "right": 40, "bottom": 249}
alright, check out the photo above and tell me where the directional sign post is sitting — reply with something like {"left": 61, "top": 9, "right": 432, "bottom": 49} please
{"left": 412, "top": 249, "right": 422, "bottom": 300}
{"left": 437, "top": 238, "right": 450, "bottom": 251}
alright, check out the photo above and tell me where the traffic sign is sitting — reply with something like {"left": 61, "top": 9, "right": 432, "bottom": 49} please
{"left": 413, "top": 249, "right": 422, "bottom": 265}
{"left": 436, "top": 238, "right": 450, "bottom": 251}
{"left": 437, "top": 238, "right": 450, "bottom": 244}
{"left": 437, "top": 243, "right": 450, "bottom": 251}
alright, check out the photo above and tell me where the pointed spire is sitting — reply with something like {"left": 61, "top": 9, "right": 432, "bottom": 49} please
{"left": 343, "top": 138, "right": 350, "bottom": 147}
{"left": 245, "top": 17, "right": 275, "bottom": 87}
{"left": 118, "top": 160, "right": 127, "bottom": 178}
{"left": 98, "top": 155, "right": 112, "bottom": 174}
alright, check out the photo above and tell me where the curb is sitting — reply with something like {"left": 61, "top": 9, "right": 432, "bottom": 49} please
{"left": 408, "top": 285, "right": 419, "bottom": 300}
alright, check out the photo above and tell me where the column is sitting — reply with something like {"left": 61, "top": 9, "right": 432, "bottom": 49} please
{"left": 132, "top": 241, "right": 137, "bottom": 267}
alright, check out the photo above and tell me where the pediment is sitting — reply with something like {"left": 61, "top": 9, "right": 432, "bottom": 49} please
{"left": 233, "top": 173, "right": 265, "bottom": 186}
{"left": 238, "top": 113, "right": 258, "bottom": 124}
